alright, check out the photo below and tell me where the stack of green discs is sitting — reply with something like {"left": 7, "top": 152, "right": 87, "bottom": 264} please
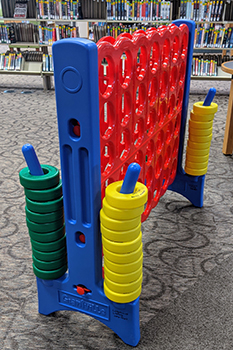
{"left": 19, "top": 164, "right": 67, "bottom": 280}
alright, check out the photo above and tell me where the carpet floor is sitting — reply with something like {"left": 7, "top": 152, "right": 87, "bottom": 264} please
{"left": 0, "top": 72, "right": 233, "bottom": 350}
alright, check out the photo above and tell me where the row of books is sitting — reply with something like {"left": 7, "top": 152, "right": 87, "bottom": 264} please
{"left": 192, "top": 53, "right": 233, "bottom": 76}
{"left": 194, "top": 24, "right": 233, "bottom": 48}
{"left": 192, "top": 55, "right": 218, "bottom": 76}
{"left": 36, "top": 0, "right": 82, "bottom": 19}
{"left": 89, "top": 22, "right": 161, "bottom": 41}
{"left": 0, "top": 23, "right": 39, "bottom": 44}
{"left": 1, "top": 0, "right": 37, "bottom": 18}
{"left": 42, "top": 53, "right": 53, "bottom": 71}
{"left": 180, "top": 0, "right": 224, "bottom": 22}
{"left": 0, "top": 52, "right": 23, "bottom": 70}
{"left": 106, "top": 1, "right": 171, "bottom": 21}
{"left": 38, "top": 24, "right": 80, "bottom": 44}
{"left": 81, "top": 0, "right": 106, "bottom": 19}
{"left": 0, "top": 50, "right": 54, "bottom": 72}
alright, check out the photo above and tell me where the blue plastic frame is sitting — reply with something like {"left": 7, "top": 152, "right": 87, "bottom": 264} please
{"left": 168, "top": 20, "right": 205, "bottom": 207}
{"left": 35, "top": 20, "right": 200, "bottom": 346}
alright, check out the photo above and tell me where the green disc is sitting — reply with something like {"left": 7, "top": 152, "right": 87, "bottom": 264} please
{"left": 19, "top": 165, "right": 60, "bottom": 190}
{"left": 31, "top": 234, "right": 66, "bottom": 252}
{"left": 25, "top": 196, "right": 63, "bottom": 214}
{"left": 28, "top": 225, "right": 65, "bottom": 243}
{"left": 26, "top": 216, "right": 64, "bottom": 233}
{"left": 24, "top": 180, "right": 63, "bottom": 202}
{"left": 32, "top": 245, "right": 67, "bottom": 262}
{"left": 32, "top": 254, "right": 67, "bottom": 271}
{"left": 25, "top": 206, "right": 64, "bottom": 223}
{"left": 32, "top": 263, "right": 67, "bottom": 280}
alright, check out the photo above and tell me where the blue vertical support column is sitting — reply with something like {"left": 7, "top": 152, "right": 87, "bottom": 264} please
{"left": 169, "top": 20, "right": 205, "bottom": 207}
{"left": 35, "top": 38, "right": 141, "bottom": 347}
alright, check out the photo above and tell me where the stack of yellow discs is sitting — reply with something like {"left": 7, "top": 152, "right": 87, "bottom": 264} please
{"left": 100, "top": 181, "right": 148, "bottom": 303}
{"left": 185, "top": 101, "right": 218, "bottom": 176}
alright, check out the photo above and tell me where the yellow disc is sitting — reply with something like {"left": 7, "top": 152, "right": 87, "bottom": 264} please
{"left": 188, "top": 125, "right": 212, "bottom": 136}
{"left": 189, "top": 119, "right": 213, "bottom": 130}
{"left": 104, "top": 280, "right": 141, "bottom": 303}
{"left": 103, "top": 243, "right": 143, "bottom": 264}
{"left": 188, "top": 140, "right": 211, "bottom": 150}
{"left": 104, "top": 274, "right": 142, "bottom": 294}
{"left": 102, "top": 232, "right": 142, "bottom": 254}
{"left": 189, "top": 133, "right": 212, "bottom": 143}
{"left": 193, "top": 101, "right": 218, "bottom": 115}
{"left": 185, "top": 165, "right": 208, "bottom": 176}
{"left": 185, "top": 160, "right": 209, "bottom": 169}
{"left": 101, "top": 223, "right": 141, "bottom": 242}
{"left": 186, "top": 153, "right": 209, "bottom": 163}
{"left": 100, "top": 208, "right": 141, "bottom": 231}
{"left": 190, "top": 111, "right": 215, "bottom": 122}
{"left": 186, "top": 146, "right": 210, "bottom": 157}
{"left": 105, "top": 181, "right": 148, "bottom": 209}
{"left": 102, "top": 197, "right": 144, "bottom": 220}
{"left": 104, "top": 263, "right": 142, "bottom": 283}
{"left": 104, "top": 254, "right": 143, "bottom": 274}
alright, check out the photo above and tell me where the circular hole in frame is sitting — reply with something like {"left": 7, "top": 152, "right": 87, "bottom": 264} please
{"left": 170, "top": 66, "right": 178, "bottom": 92}
{"left": 170, "top": 158, "right": 178, "bottom": 180}
{"left": 145, "top": 140, "right": 155, "bottom": 166}
{"left": 100, "top": 101, "right": 115, "bottom": 139}
{"left": 120, "top": 92, "right": 131, "bottom": 127}
{"left": 156, "top": 130, "right": 165, "bottom": 154}
{"left": 164, "top": 146, "right": 172, "bottom": 169}
{"left": 162, "top": 38, "right": 170, "bottom": 68}
{"left": 101, "top": 142, "right": 115, "bottom": 176}
{"left": 99, "top": 57, "right": 114, "bottom": 98}
{"left": 150, "top": 42, "right": 160, "bottom": 74}
{"left": 119, "top": 51, "right": 132, "bottom": 88}
{"left": 119, "top": 129, "right": 130, "bottom": 161}
{"left": 136, "top": 46, "right": 147, "bottom": 80}
{"left": 168, "top": 94, "right": 175, "bottom": 119}
{"left": 153, "top": 177, "right": 162, "bottom": 205}
{"left": 155, "top": 155, "right": 163, "bottom": 179}
{"left": 145, "top": 166, "right": 153, "bottom": 188}
{"left": 166, "top": 121, "right": 174, "bottom": 144}
{"left": 135, "top": 84, "right": 146, "bottom": 115}
{"left": 133, "top": 118, "right": 144, "bottom": 147}
{"left": 148, "top": 77, "right": 158, "bottom": 107}
{"left": 160, "top": 71, "right": 168, "bottom": 99}
{"left": 174, "top": 112, "right": 182, "bottom": 136}
{"left": 159, "top": 100, "right": 167, "bottom": 127}
{"left": 179, "top": 62, "right": 186, "bottom": 86}
{"left": 176, "top": 89, "right": 183, "bottom": 110}
{"left": 119, "top": 163, "right": 129, "bottom": 181}
{"left": 162, "top": 169, "right": 170, "bottom": 191}
{"left": 144, "top": 189, "right": 152, "bottom": 218}
{"left": 172, "top": 137, "right": 179, "bottom": 158}
{"left": 101, "top": 177, "right": 114, "bottom": 199}
{"left": 172, "top": 35, "right": 179, "bottom": 63}
{"left": 181, "top": 32, "right": 188, "bottom": 59}
{"left": 134, "top": 150, "right": 144, "bottom": 167}
{"left": 146, "top": 108, "right": 157, "bottom": 136}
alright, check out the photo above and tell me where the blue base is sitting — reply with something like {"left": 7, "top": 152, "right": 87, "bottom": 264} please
{"left": 37, "top": 276, "right": 140, "bottom": 346}
{"left": 169, "top": 167, "right": 205, "bottom": 207}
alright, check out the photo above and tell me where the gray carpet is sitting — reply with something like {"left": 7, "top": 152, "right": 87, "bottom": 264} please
{"left": 0, "top": 75, "right": 233, "bottom": 350}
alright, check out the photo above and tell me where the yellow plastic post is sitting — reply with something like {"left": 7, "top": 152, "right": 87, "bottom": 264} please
{"left": 100, "top": 180, "right": 148, "bottom": 304}
{"left": 185, "top": 101, "right": 218, "bottom": 176}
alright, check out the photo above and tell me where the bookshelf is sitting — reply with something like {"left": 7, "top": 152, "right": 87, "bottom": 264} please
{"left": 0, "top": 1, "right": 233, "bottom": 87}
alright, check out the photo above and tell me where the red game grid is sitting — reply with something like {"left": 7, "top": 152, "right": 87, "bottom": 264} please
{"left": 97, "top": 23, "right": 189, "bottom": 222}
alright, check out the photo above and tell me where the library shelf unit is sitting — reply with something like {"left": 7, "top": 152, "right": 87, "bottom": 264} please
{"left": 0, "top": 17, "right": 89, "bottom": 90}
{"left": 1, "top": 16, "right": 233, "bottom": 88}
{"left": 0, "top": 38, "right": 52, "bottom": 90}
